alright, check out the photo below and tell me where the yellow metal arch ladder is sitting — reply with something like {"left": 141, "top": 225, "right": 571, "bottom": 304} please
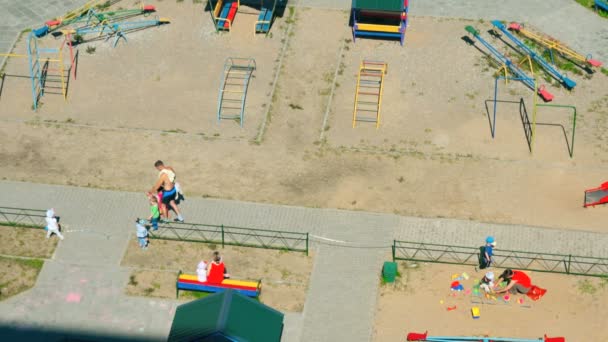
{"left": 352, "top": 60, "right": 387, "bottom": 128}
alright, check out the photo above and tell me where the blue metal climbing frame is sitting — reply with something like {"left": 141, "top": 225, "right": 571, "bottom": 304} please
{"left": 216, "top": 57, "right": 256, "bottom": 127}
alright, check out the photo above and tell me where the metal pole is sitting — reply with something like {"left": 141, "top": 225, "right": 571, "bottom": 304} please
{"left": 221, "top": 224, "right": 225, "bottom": 248}
{"left": 492, "top": 77, "right": 498, "bottom": 138}
{"left": 305, "top": 233, "right": 309, "bottom": 256}
{"left": 532, "top": 78, "right": 538, "bottom": 153}
{"left": 571, "top": 107, "right": 577, "bottom": 158}
{"left": 392, "top": 240, "right": 396, "bottom": 262}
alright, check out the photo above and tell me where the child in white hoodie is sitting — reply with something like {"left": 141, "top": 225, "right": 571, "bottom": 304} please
{"left": 45, "top": 209, "right": 64, "bottom": 240}
{"left": 479, "top": 271, "right": 495, "bottom": 293}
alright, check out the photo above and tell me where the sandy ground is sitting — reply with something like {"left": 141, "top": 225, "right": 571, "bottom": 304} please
{"left": 125, "top": 269, "right": 204, "bottom": 300}
{"left": 0, "top": 2, "right": 607, "bottom": 233}
{"left": 121, "top": 237, "right": 313, "bottom": 312}
{"left": 0, "top": 225, "right": 58, "bottom": 258}
{"left": 373, "top": 262, "right": 608, "bottom": 341}
{"left": 0, "top": 256, "right": 43, "bottom": 301}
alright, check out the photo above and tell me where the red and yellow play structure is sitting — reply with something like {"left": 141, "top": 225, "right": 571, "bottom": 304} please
{"left": 208, "top": 0, "right": 278, "bottom": 35}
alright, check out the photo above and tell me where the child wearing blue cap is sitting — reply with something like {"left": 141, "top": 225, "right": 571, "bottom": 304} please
{"left": 136, "top": 218, "right": 149, "bottom": 250}
{"left": 477, "top": 236, "right": 496, "bottom": 271}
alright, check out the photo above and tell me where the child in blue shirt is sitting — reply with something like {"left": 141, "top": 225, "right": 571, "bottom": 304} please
{"left": 136, "top": 218, "right": 149, "bottom": 250}
{"left": 478, "top": 236, "right": 496, "bottom": 270}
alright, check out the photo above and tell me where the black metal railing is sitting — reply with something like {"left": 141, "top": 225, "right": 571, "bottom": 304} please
{"left": 519, "top": 98, "right": 532, "bottom": 152}
{"left": 392, "top": 240, "right": 608, "bottom": 278}
{"left": 0, "top": 207, "right": 47, "bottom": 229}
{"left": 149, "top": 221, "right": 309, "bottom": 255}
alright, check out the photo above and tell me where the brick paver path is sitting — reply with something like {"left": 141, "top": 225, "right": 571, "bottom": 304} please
{"left": 0, "top": 181, "right": 606, "bottom": 341}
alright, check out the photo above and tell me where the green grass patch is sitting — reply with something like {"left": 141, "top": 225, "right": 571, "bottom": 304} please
{"left": 0, "top": 222, "right": 44, "bottom": 229}
{"left": 0, "top": 256, "right": 44, "bottom": 270}
{"left": 577, "top": 279, "right": 597, "bottom": 295}
{"left": 95, "top": 0, "right": 112, "bottom": 10}
{"left": 182, "top": 290, "right": 211, "bottom": 299}
{"left": 0, "top": 256, "right": 44, "bottom": 301}
{"left": 574, "top": 0, "right": 608, "bottom": 18}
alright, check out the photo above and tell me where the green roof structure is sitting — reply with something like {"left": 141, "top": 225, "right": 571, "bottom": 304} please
{"left": 353, "top": 0, "right": 404, "bottom": 12}
{"left": 168, "top": 289, "right": 284, "bottom": 342}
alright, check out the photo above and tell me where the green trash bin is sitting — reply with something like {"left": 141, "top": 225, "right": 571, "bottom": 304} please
{"left": 382, "top": 261, "right": 397, "bottom": 283}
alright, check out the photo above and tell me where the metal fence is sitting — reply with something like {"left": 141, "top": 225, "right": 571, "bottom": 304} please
{"left": 392, "top": 240, "right": 608, "bottom": 278}
{"left": 0, "top": 206, "right": 47, "bottom": 229}
{"left": 149, "top": 221, "right": 309, "bottom": 255}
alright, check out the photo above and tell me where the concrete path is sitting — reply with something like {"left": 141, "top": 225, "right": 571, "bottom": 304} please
{"left": 0, "top": 181, "right": 606, "bottom": 341}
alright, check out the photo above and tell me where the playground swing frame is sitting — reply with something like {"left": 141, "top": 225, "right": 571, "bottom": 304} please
{"left": 0, "top": 31, "right": 77, "bottom": 111}
{"left": 488, "top": 76, "right": 577, "bottom": 158}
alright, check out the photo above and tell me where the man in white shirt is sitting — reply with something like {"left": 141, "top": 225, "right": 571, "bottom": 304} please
{"left": 45, "top": 209, "right": 64, "bottom": 240}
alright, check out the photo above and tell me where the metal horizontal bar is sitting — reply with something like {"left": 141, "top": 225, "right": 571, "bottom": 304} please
{"left": 355, "top": 116, "right": 378, "bottom": 121}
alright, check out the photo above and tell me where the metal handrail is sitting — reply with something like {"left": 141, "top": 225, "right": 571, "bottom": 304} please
{"left": 149, "top": 221, "right": 309, "bottom": 255}
{"left": 392, "top": 240, "right": 608, "bottom": 278}
{"left": 0, "top": 206, "right": 47, "bottom": 229}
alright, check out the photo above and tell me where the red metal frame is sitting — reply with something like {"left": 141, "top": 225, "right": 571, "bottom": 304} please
{"left": 584, "top": 181, "right": 608, "bottom": 207}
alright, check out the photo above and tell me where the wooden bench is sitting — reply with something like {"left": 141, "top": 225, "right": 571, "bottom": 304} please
{"left": 176, "top": 271, "right": 261, "bottom": 298}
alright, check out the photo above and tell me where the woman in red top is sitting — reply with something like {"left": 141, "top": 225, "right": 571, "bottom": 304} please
{"left": 494, "top": 269, "right": 532, "bottom": 294}
{"left": 207, "top": 251, "right": 230, "bottom": 284}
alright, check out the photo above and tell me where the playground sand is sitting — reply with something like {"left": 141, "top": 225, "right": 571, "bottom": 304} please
{"left": 373, "top": 263, "right": 608, "bottom": 341}
{"left": 121, "top": 238, "right": 313, "bottom": 312}
{"left": 0, "top": 2, "right": 608, "bottom": 232}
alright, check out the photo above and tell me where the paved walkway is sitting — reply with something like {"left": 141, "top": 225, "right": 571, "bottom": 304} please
{"left": 0, "top": 181, "right": 606, "bottom": 341}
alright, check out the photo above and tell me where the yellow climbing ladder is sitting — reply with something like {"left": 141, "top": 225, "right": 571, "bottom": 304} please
{"left": 352, "top": 60, "right": 387, "bottom": 128}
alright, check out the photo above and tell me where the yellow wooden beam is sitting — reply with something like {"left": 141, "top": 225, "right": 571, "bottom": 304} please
{"left": 356, "top": 24, "right": 401, "bottom": 33}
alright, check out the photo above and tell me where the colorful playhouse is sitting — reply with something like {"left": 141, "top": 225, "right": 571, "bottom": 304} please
{"left": 209, "top": 0, "right": 279, "bottom": 35}
{"left": 352, "top": 0, "right": 409, "bottom": 45}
